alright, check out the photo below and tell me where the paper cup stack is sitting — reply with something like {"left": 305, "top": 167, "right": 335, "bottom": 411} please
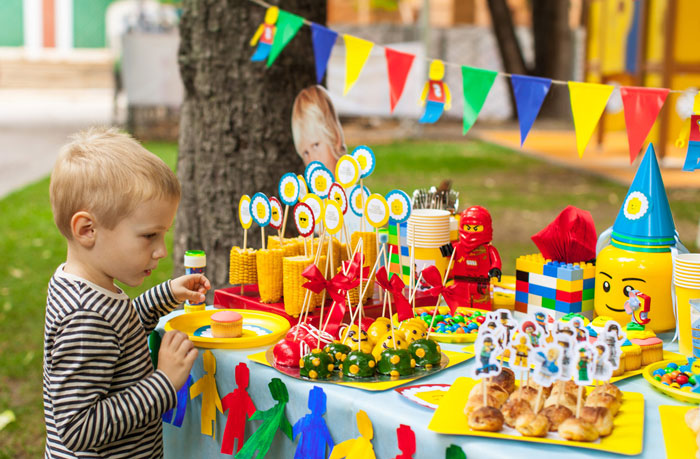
{"left": 674, "top": 253, "right": 700, "bottom": 356}
{"left": 408, "top": 209, "right": 451, "bottom": 278}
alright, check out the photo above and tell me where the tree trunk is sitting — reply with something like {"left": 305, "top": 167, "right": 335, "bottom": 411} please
{"left": 486, "top": 0, "right": 528, "bottom": 76}
{"left": 175, "top": 0, "right": 325, "bottom": 293}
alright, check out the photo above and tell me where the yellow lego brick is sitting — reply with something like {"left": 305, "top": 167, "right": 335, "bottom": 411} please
{"left": 556, "top": 278, "right": 584, "bottom": 292}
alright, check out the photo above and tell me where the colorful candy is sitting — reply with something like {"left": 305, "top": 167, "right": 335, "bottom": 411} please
{"left": 653, "top": 362, "right": 700, "bottom": 390}
{"left": 416, "top": 309, "right": 486, "bottom": 337}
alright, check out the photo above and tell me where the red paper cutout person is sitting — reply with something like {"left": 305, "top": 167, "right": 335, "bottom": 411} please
{"left": 221, "top": 363, "right": 257, "bottom": 455}
{"left": 394, "top": 424, "right": 415, "bottom": 459}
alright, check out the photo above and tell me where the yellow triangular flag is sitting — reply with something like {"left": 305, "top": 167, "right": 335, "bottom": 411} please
{"left": 343, "top": 34, "right": 374, "bottom": 95}
{"left": 568, "top": 81, "right": 614, "bottom": 158}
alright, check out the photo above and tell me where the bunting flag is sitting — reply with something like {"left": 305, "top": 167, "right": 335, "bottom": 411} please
{"left": 568, "top": 81, "right": 614, "bottom": 157}
{"left": 683, "top": 114, "right": 700, "bottom": 171}
{"left": 511, "top": 75, "right": 552, "bottom": 146}
{"left": 311, "top": 23, "right": 338, "bottom": 83}
{"left": 385, "top": 47, "right": 415, "bottom": 113}
{"left": 343, "top": 34, "right": 374, "bottom": 95}
{"left": 620, "top": 86, "right": 670, "bottom": 163}
{"left": 461, "top": 66, "right": 497, "bottom": 135}
{"left": 267, "top": 10, "right": 304, "bottom": 67}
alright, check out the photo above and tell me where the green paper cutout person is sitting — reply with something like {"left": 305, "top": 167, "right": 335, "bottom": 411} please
{"left": 329, "top": 410, "right": 377, "bottom": 459}
{"left": 190, "top": 350, "right": 223, "bottom": 437}
{"left": 236, "top": 378, "right": 292, "bottom": 459}
{"left": 445, "top": 444, "right": 466, "bottom": 459}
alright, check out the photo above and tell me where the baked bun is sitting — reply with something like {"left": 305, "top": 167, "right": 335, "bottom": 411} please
{"left": 686, "top": 407, "right": 700, "bottom": 435}
{"left": 558, "top": 417, "right": 600, "bottom": 442}
{"left": 551, "top": 380, "right": 579, "bottom": 398}
{"left": 589, "top": 383, "right": 623, "bottom": 403}
{"left": 491, "top": 367, "right": 516, "bottom": 393}
{"left": 544, "top": 391, "right": 577, "bottom": 413}
{"left": 509, "top": 386, "right": 544, "bottom": 412}
{"left": 526, "top": 381, "right": 552, "bottom": 398}
{"left": 580, "top": 406, "right": 614, "bottom": 436}
{"left": 464, "top": 394, "right": 501, "bottom": 416}
{"left": 514, "top": 412, "right": 550, "bottom": 437}
{"left": 584, "top": 392, "right": 620, "bottom": 416}
{"left": 540, "top": 404, "right": 573, "bottom": 431}
{"left": 501, "top": 398, "right": 533, "bottom": 428}
{"left": 468, "top": 406, "right": 504, "bottom": 432}
{"left": 468, "top": 382, "right": 509, "bottom": 407}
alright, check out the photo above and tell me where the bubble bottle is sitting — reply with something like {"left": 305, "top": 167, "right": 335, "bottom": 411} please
{"left": 184, "top": 250, "right": 206, "bottom": 313}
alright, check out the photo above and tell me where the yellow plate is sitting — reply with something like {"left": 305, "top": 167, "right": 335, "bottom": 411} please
{"left": 428, "top": 377, "right": 644, "bottom": 456}
{"left": 643, "top": 358, "right": 700, "bottom": 404}
{"left": 248, "top": 349, "right": 473, "bottom": 392}
{"left": 660, "top": 405, "right": 697, "bottom": 458}
{"left": 164, "top": 309, "right": 290, "bottom": 349}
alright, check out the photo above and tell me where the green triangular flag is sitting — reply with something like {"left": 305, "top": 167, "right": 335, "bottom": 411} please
{"left": 267, "top": 10, "right": 304, "bottom": 67}
{"left": 461, "top": 65, "right": 497, "bottom": 135}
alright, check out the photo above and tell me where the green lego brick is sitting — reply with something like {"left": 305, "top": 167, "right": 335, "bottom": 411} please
{"left": 542, "top": 297, "right": 555, "bottom": 310}
{"left": 582, "top": 288, "right": 595, "bottom": 301}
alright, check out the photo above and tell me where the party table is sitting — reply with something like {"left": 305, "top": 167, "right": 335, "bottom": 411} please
{"left": 158, "top": 308, "right": 686, "bottom": 458}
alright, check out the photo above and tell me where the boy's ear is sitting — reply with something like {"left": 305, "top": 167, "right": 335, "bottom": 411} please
{"left": 71, "top": 211, "right": 97, "bottom": 248}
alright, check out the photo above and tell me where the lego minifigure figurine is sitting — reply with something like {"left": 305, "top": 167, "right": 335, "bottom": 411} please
{"left": 624, "top": 289, "right": 651, "bottom": 329}
{"left": 440, "top": 206, "right": 502, "bottom": 310}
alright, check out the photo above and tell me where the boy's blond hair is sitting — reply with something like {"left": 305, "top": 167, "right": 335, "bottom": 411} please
{"left": 291, "top": 85, "right": 346, "bottom": 159}
{"left": 50, "top": 127, "right": 181, "bottom": 239}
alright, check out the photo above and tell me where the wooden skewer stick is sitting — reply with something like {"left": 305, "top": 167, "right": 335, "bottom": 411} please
{"left": 426, "top": 248, "right": 458, "bottom": 339}
{"left": 280, "top": 205, "right": 289, "bottom": 242}
{"left": 295, "top": 233, "right": 326, "bottom": 340}
{"left": 261, "top": 227, "right": 266, "bottom": 250}
{"left": 576, "top": 385, "right": 583, "bottom": 418}
{"left": 241, "top": 228, "right": 248, "bottom": 295}
{"left": 317, "top": 234, "right": 333, "bottom": 349}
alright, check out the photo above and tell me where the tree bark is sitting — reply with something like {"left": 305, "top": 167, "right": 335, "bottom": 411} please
{"left": 486, "top": 0, "right": 527, "bottom": 77}
{"left": 175, "top": 0, "right": 325, "bottom": 293}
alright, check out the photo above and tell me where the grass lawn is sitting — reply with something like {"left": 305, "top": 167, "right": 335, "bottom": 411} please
{"left": 0, "top": 139, "right": 698, "bottom": 457}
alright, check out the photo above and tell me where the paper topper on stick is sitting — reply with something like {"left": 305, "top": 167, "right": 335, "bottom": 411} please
{"left": 472, "top": 331, "right": 502, "bottom": 378}
{"left": 364, "top": 193, "right": 389, "bottom": 228}
{"left": 294, "top": 202, "right": 316, "bottom": 238}
{"left": 386, "top": 190, "right": 411, "bottom": 224}
{"left": 310, "top": 23, "right": 338, "bottom": 84}
{"left": 221, "top": 363, "right": 257, "bottom": 455}
{"left": 508, "top": 333, "right": 532, "bottom": 371}
{"left": 419, "top": 60, "right": 451, "bottom": 124}
{"left": 569, "top": 316, "right": 590, "bottom": 343}
{"left": 520, "top": 315, "right": 544, "bottom": 348}
{"left": 385, "top": 47, "right": 415, "bottom": 113}
{"left": 573, "top": 342, "right": 595, "bottom": 386}
{"left": 239, "top": 195, "right": 253, "bottom": 230}
{"left": 348, "top": 184, "right": 370, "bottom": 217}
{"left": 190, "top": 350, "right": 223, "bottom": 437}
{"left": 249, "top": 7, "right": 278, "bottom": 62}
{"left": 305, "top": 161, "right": 325, "bottom": 186}
{"left": 554, "top": 331, "right": 575, "bottom": 381}
{"left": 269, "top": 197, "right": 283, "bottom": 230}
{"left": 531, "top": 343, "right": 563, "bottom": 387}
{"left": 335, "top": 155, "right": 360, "bottom": 188}
{"left": 298, "top": 174, "right": 309, "bottom": 198}
{"left": 251, "top": 193, "right": 271, "bottom": 227}
{"left": 328, "top": 183, "right": 349, "bottom": 214}
{"left": 323, "top": 200, "right": 344, "bottom": 235}
{"left": 301, "top": 194, "right": 324, "bottom": 225}
{"left": 279, "top": 173, "right": 301, "bottom": 206}
{"left": 599, "top": 320, "right": 625, "bottom": 370}
{"left": 309, "top": 167, "right": 334, "bottom": 199}
{"left": 329, "top": 410, "right": 377, "bottom": 459}
{"left": 351, "top": 146, "right": 375, "bottom": 179}
{"left": 293, "top": 386, "right": 334, "bottom": 459}
{"left": 236, "top": 378, "right": 292, "bottom": 459}
{"left": 393, "top": 424, "right": 415, "bottom": 459}
{"left": 592, "top": 341, "right": 614, "bottom": 382}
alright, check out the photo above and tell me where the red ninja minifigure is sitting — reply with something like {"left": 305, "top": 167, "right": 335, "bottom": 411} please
{"left": 441, "top": 206, "right": 502, "bottom": 310}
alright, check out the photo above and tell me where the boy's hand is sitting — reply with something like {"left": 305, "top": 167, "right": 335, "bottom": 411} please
{"left": 170, "top": 274, "right": 211, "bottom": 304}
{"left": 158, "top": 330, "right": 198, "bottom": 390}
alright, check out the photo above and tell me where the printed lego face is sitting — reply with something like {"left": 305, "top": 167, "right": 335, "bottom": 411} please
{"left": 256, "top": 201, "right": 266, "bottom": 217}
{"left": 391, "top": 200, "right": 403, "bottom": 215}
{"left": 284, "top": 182, "right": 295, "bottom": 197}
{"left": 594, "top": 245, "right": 675, "bottom": 332}
{"left": 462, "top": 224, "right": 483, "bottom": 233}
{"left": 271, "top": 206, "right": 279, "bottom": 221}
{"left": 525, "top": 325, "right": 534, "bottom": 334}
{"left": 519, "top": 336, "right": 527, "bottom": 345}
{"left": 547, "top": 348, "right": 559, "bottom": 360}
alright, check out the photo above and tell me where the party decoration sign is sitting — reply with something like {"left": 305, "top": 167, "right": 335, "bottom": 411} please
{"left": 364, "top": 193, "right": 389, "bottom": 228}
{"left": 301, "top": 193, "right": 324, "bottom": 224}
{"left": 323, "top": 200, "right": 344, "bottom": 235}
{"left": 279, "top": 173, "right": 301, "bottom": 206}
{"left": 386, "top": 189, "right": 411, "bottom": 224}
{"left": 310, "top": 23, "right": 338, "bottom": 84}
{"left": 343, "top": 34, "right": 374, "bottom": 95}
{"left": 351, "top": 145, "right": 375, "bottom": 178}
{"left": 305, "top": 161, "right": 325, "bottom": 186}
{"left": 251, "top": 192, "right": 271, "bottom": 227}
{"left": 385, "top": 47, "right": 415, "bottom": 113}
{"left": 349, "top": 184, "right": 370, "bottom": 217}
{"left": 309, "top": 167, "right": 334, "bottom": 199}
{"left": 329, "top": 183, "right": 349, "bottom": 214}
{"left": 297, "top": 174, "right": 308, "bottom": 197}
{"left": 568, "top": 81, "right": 614, "bottom": 158}
{"left": 269, "top": 197, "right": 283, "bottom": 230}
{"left": 511, "top": 74, "right": 552, "bottom": 146}
{"left": 461, "top": 65, "right": 497, "bottom": 135}
{"left": 335, "top": 155, "right": 360, "bottom": 187}
{"left": 294, "top": 202, "right": 316, "bottom": 238}
{"left": 239, "top": 195, "right": 253, "bottom": 230}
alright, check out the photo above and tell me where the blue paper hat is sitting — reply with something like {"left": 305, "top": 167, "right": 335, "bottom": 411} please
{"left": 611, "top": 144, "right": 677, "bottom": 252}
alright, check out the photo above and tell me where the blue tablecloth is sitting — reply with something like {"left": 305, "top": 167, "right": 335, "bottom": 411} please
{"left": 158, "top": 309, "right": 686, "bottom": 458}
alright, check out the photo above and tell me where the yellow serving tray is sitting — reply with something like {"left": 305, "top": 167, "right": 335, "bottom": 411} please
{"left": 164, "top": 309, "right": 290, "bottom": 349}
{"left": 659, "top": 405, "right": 697, "bottom": 458}
{"left": 643, "top": 358, "right": 700, "bottom": 404}
{"left": 428, "top": 376, "right": 644, "bottom": 455}
{"left": 248, "top": 349, "right": 472, "bottom": 392}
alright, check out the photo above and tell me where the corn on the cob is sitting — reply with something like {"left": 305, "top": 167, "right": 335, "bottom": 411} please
{"left": 351, "top": 231, "right": 377, "bottom": 301}
{"left": 229, "top": 247, "right": 257, "bottom": 285}
{"left": 283, "top": 256, "right": 317, "bottom": 317}
{"left": 256, "top": 248, "right": 283, "bottom": 303}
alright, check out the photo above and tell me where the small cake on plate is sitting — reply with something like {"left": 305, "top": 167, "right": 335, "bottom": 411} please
{"left": 210, "top": 310, "right": 243, "bottom": 338}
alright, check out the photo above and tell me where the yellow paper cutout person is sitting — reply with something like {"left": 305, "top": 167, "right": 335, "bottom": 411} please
{"left": 329, "top": 410, "right": 377, "bottom": 459}
{"left": 419, "top": 60, "right": 451, "bottom": 124}
{"left": 250, "top": 7, "right": 279, "bottom": 62}
{"left": 190, "top": 350, "right": 223, "bottom": 437}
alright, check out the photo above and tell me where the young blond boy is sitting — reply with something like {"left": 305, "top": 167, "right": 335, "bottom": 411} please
{"left": 44, "top": 127, "right": 210, "bottom": 457}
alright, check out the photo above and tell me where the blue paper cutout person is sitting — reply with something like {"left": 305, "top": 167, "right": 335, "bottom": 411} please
{"left": 293, "top": 386, "right": 334, "bottom": 459}
{"left": 250, "top": 7, "right": 279, "bottom": 62}
{"left": 236, "top": 378, "right": 292, "bottom": 459}
{"left": 163, "top": 374, "right": 192, "bottom": 427}
{"left": 419, "top": 60, "right": 451, "bottom": 124}
{"left": 221, "top": 363, "right": 257, "bottom": 455}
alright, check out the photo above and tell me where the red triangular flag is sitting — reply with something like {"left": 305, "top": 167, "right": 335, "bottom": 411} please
{"left": 385, "top": 47, "right": 415, "bottom": 113}
{"left": 620, "top": 86, "right": 669, "bottom": 163}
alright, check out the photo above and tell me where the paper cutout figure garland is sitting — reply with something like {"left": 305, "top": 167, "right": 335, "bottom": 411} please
{"left": 190, "top": 350, "right": 223, "bottom": 437}
{"left": 419, "top": 60, "right": 451, "bottom": 124}
{"left": 250, "top": 7, "right": 279, "bottom": 62}
{"left": 293, "top": 386, "right": 334, "bottom": 459}
{"left": 393, "top": 424, "right": 415, "bottom": 459}
{"left": 329, "top": 410, "right": 377, "bottom": 459}
{"left": 236, "top": 378, "right": 292, "bottom": 459}
{"left": 221, "top": 363, "right": 257, "bottom": 455}
{"left": 445, "top": 444, "right": 467, "bottom": 459}
{"left": 163, "top": 375, "right": 192, "bottom": 427}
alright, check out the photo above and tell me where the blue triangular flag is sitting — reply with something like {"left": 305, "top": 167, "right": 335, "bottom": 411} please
{"left": 311, "top": 23, "right": 338, "bottom": 83}
{"left": 511, "top": 75, "right": 552, "bottom": 146}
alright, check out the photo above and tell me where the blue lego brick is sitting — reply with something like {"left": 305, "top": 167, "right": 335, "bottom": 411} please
{"left": 400, "top": 245, "right": 409, "bottom": 257}
{"left": 515, "top": 290, "right": 528, "bottom": 304}
{"left": 583, "top": 277, "right": 595, "bottom": 290}
{"left": 555, "top": 300, "right": 582, "bottom": 313}
{"left": 543, "top": 261, "right": 560, "bottom": 277}
{"left": 529, "top": 283, "right": 556, "bottom": 299}
{"left": 557, "top": 264, "right": 584, "bottom": 281}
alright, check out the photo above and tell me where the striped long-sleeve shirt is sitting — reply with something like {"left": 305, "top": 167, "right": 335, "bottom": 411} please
{"left": 43, "top": 265, "right": 181, "bottom": 458}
